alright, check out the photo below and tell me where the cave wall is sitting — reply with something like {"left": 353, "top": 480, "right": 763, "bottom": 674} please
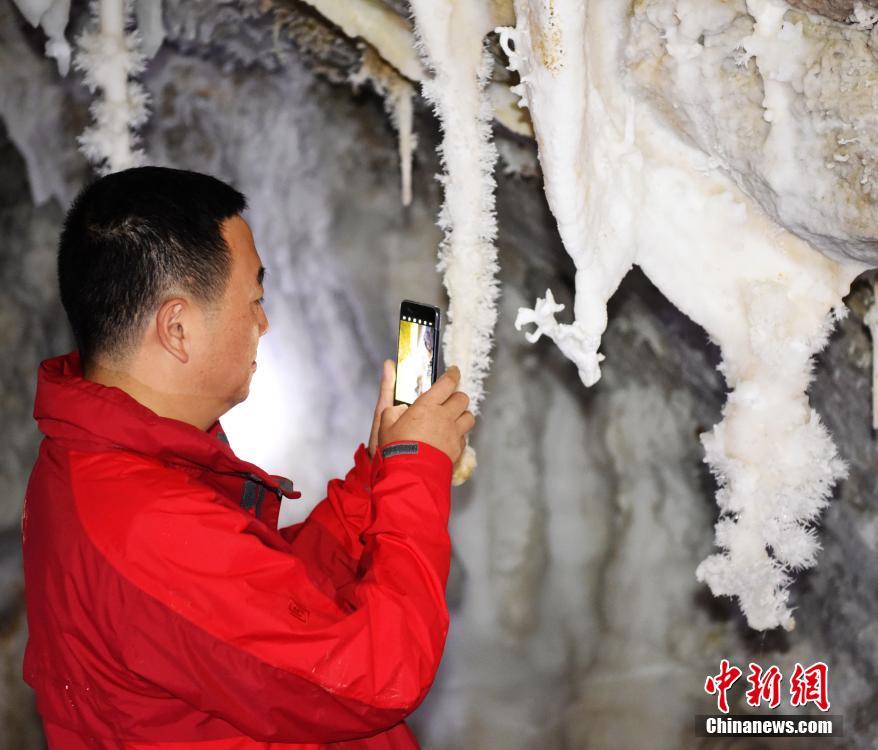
{"left": 1, "top": 1, "right": 877, "bottom": 748}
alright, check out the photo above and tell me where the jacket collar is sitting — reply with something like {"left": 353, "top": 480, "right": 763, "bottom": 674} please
{"left": 33, "top": 351, "right": 300, "bottom": 498}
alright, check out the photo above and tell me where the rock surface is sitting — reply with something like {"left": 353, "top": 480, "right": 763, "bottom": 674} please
{"left": 787, "top": 0, "right": 878, "bottom": 22}
{"left": 627, "top": 0, "right": 878, "bottom": 265}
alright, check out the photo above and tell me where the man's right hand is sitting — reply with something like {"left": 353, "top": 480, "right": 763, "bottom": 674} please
{"left": 377, "top": 366, "right": 475, "bottom": 464}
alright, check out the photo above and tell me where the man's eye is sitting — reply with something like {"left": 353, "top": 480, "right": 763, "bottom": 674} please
{"left": 256, "top": 296, "right": 265, "bottom": 305}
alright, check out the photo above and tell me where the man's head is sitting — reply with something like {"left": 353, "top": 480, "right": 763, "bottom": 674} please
{"left": 58, "top": 166, "right": 269, "bottom": 427}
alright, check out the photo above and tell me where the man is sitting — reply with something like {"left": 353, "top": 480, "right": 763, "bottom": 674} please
{"left": 22, "top": 166, "right": 475, "bottom": 749}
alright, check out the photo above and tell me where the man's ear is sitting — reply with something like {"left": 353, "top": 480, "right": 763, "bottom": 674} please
{"left": 155, "top": 298, "right": 190, "bottom": 364}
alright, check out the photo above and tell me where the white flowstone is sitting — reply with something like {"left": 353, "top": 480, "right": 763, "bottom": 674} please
{"left": 499, "top": 0, "right": 869, "bottom": 630}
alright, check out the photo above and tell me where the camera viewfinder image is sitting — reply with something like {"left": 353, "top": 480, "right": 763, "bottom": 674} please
{"left": 396, "top": 319, "right": 435, "bottom": 404}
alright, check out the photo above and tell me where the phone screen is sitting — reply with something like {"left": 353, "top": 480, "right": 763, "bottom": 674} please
{"left": 395, "top": 302, "right": 439, "bottom": 405}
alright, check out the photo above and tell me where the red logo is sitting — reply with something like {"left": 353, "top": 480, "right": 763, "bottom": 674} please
{"left": 705, "top": 659, "right": 743, "bottom": 714}
{"left": 705, "top": 661, "right": 830, "bottom": 713}
{"left": 790, "top": 661, "right": 830, "bottom": 711}
{"left": 745, "top": 663, "right": 782, "bottom": 709}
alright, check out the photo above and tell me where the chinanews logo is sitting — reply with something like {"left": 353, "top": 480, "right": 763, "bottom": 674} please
{"left": 695, "top": 660, "right": 843, "bottom": 738}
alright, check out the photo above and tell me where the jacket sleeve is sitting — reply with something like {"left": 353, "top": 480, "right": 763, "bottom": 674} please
{"left": 79, "top": 440, "right": 453, "bottom": 744}
{"left": 278, "top": 442, "right": 375, "bottom": 593}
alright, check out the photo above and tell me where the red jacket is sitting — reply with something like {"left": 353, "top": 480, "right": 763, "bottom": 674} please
{"left": 22, "top": 351, "right": 452, "bottom": 749}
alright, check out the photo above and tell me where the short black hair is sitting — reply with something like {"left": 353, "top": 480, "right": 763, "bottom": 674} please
{"left": 58, "top": 166, "right": 247, "bottom": 368}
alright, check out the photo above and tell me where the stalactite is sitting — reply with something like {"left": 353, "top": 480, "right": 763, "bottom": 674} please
{"left": 349, "top": 47, "right": 416, "bottom": 207}
{"left": 10, "top": 0, "right": 72, "bottom": 75}
{"left": 74, "top": 0, "right": 150, "bottom": 173}
{"left": 498, "top": 0, "right": 637, "bottom": 390}
{"left": 408, "top": 0, "right": 501, "bottom": 484}
{"left": 135, "top": 0, "right": 164, "bottom": 59}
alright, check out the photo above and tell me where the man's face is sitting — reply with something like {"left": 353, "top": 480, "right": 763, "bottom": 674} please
{"left": 193, "top": 214, "right": 268, "bottom": 410}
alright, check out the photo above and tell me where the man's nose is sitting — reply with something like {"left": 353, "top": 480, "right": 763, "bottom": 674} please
{"left": 258, "top": 305, "right": 269, "bottom": 336}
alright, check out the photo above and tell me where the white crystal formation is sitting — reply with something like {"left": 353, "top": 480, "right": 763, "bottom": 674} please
{"left": 74, "top": 0, "right": 151, "bottom": 173}
{"left": 10, "top": 0, "right": 72, "bottom": 74}
{"left": 499, "top": 0, "right": 869, "bottom": 630}
{"left": 409, "top": 0, "right": 502, "bottom": 482}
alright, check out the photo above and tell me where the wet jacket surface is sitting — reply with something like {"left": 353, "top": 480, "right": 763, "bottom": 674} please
{"left": 22, "top": 351, "right": 452, "bottom": 749}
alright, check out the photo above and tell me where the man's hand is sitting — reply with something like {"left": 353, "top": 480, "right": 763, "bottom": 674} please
{"left": 377, "top": 365, "right": 475, "bottom": 464}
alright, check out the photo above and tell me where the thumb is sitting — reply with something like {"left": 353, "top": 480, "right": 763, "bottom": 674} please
{"left": 369, "top": 362, "right": 399, "bottom": 458}
{"left": 378, "top": 359, "right": 396, "bottom": 411}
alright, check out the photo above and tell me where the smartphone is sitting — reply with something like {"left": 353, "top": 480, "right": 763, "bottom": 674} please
{"left": 394, "top": 300, "right": 441, "bottom": 406}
